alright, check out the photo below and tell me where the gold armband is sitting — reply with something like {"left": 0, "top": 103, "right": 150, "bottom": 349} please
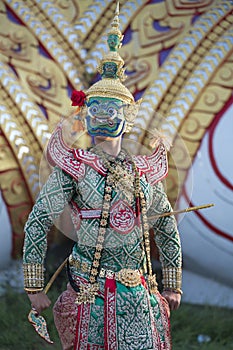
{"left": 162, "top": 267, "right": 182, "bottom": 290}
{"left": 23, "top": 263, "right": 44, "bottom": 289}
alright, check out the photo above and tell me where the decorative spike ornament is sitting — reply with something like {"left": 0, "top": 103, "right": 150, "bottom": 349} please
{"left": 85, "top": 2, "right": 137, "bottom": 106}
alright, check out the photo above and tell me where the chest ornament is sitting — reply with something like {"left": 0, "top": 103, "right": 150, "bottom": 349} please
{"left": 110, "top": 200, "right": 135, "bottom": 234}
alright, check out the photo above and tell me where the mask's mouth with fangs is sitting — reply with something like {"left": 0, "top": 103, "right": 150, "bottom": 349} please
{"left": 86, "top": 114, "right": 125, "bottom": 137}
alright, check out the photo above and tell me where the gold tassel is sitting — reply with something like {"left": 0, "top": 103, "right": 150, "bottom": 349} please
{"left": 72, "top": 106, "right": 85, "bottom": 132}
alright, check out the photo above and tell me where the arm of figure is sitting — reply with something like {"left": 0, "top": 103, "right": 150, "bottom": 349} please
{"left": 23, "top": 166, "right": 75, "bottom": 313}
{"left": 147, "top": 181, "right": 182, "bottom": 311}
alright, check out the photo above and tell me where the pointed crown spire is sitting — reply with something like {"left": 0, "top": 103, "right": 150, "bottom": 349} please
{"left": 85, "top": 1, "right": 135, "bottom": 104}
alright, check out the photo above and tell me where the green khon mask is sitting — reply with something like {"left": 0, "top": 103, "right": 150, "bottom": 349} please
{"left": 85, "top": 97, "right": 127, "bottom": 138}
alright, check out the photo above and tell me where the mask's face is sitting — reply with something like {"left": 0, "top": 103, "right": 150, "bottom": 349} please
{"left": 86, "top": 97, "right": 126, "bottom": 138}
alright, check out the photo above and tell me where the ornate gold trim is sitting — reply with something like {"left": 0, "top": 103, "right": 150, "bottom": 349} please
{"left": 23, "top": 263, "right": 44, "bottom": 289}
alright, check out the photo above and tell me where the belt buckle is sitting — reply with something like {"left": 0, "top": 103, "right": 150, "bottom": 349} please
{"left": 117, "top": 268, "right": 141, "bottom": 287}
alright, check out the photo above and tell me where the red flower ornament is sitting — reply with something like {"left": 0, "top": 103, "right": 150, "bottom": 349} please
{"left": 71, "top": 90, "right": 86, "bottom": 107}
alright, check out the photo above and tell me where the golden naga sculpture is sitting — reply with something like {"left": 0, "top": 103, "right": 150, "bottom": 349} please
{"left": 0, "top": 0, "right": 232, "bottom": 265}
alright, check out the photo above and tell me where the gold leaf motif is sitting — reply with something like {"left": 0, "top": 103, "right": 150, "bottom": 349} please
{"left": 75, "top": 283, "right": 99, "bottom": 305}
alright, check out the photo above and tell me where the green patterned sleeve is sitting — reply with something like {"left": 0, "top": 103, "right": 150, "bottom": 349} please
{"left": 147, "top": 181, "right": 182, "bottom": 292}
{"left": 23, "top": 166, "right": 75, "bottom": 289}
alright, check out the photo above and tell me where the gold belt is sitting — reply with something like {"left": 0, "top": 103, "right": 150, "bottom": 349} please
{"left": 69, "top": 255, "right": 142, "bottom": 288}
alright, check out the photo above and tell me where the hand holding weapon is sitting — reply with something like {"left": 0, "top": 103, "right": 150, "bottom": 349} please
{"left": 28, "top": 258, "right": 68, "bottom": 344}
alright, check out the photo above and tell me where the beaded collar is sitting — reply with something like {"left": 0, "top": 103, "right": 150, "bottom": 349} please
{"left": 89, "top": 146, "right": 135, "bottom": 203}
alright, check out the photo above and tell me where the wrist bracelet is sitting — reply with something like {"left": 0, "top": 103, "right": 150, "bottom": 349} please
{"left": 25, "top": 288, "right": 43, "bottom": 294}
{"left": 164, "top": 288, "right": 183, "bottom": 295}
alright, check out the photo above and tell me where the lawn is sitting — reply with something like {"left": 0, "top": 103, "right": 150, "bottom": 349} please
{"left": 0, "top": 284, "right": 232, "bottom": 350}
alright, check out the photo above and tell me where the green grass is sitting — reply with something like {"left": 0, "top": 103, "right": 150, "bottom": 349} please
{"left": 0, "top": 286, "right": 232, "bottom": 350}
{"left": 170, "top": 303, "right": 233, "bottom": 350}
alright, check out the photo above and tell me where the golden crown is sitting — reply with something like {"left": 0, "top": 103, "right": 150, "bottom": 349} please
{"left": 85, "top": 2, "right": 135, "bottom": 105}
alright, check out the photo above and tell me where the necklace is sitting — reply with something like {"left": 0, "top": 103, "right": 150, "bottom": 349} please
{"left": 90, "top": 146, "right": 135, "bottom": 204}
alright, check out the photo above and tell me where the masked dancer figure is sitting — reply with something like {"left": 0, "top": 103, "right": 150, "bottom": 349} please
{"left": 23, "top": 4, "right": 182, "bottom": 350}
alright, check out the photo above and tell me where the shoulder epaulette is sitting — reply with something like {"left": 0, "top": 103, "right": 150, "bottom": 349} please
{"left": 134, "top": 143, "right": 168, "bottom": 185}
{"left": 46, "top": 124, "right": 85, "bottom": 181}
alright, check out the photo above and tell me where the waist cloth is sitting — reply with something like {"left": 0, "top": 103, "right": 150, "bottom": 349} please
{"left": 53, "top": 256, "right": 171, "bottom": 350}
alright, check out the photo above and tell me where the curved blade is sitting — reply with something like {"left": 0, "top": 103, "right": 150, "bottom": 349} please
{"left": 28, "top": 308, "right": 54, "bottom": 344}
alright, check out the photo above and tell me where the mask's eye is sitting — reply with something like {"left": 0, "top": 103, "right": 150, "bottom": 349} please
{"left": 107, "top": 107, "right": 117, "bottom": 117}
{"left": 88, "top": 105, "right": 99, "bottom": 116}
